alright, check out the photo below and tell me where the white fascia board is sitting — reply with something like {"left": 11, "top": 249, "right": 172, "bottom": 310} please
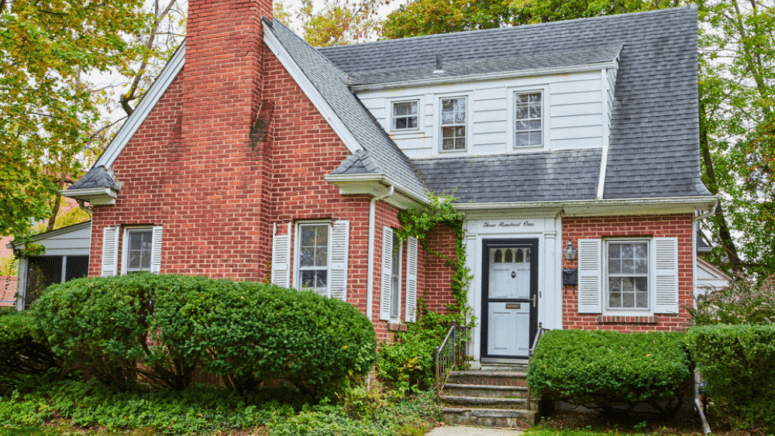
{"left": 95, "top": 41, "right": 187, "bottom": 168}
{"left": 325, "top": 173, "right": 429, "bottom": 208}
{"left": 263, "top": 27, "right": 359, "bottom": 154}
{"left": 351, "top": 61, "right": 618, "bottom": 93}
{"left": 11, "top": 221, "right": 92, "bottom": 250}
{"left": 60, "top": 187, "right": 118, "bottom": 206}
{"left": 454, "top": 196, "right": 718, "bottom": 217}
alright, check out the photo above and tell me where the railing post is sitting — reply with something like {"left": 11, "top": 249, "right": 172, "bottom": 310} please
{"left": 435, "top": 346, "right": 441, "bottom": 403}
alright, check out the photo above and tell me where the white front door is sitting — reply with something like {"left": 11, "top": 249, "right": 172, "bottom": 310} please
{"left": 482, "top": 239, "right": 538, "bottom": 359}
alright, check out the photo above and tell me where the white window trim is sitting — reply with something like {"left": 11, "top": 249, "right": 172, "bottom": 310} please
{"left": 121, "top": 227, "right": 154, "bottom": 275}
{"left": 294, "top": 221, "right": 332, "bottom": 297}
{"left": 390, "top": 239, "right": 403, "bottom": 322}
{"left": 388, "top": 98, "right": 422, "bottom": 135}
{"left": 436, "top": 93, "right": 472, "bottom": 154}
{"left": 603, "top": 238, "right": 654, "bottom": 316}
{"left": 507, "top": 86, "right": 549, "bottom": 152}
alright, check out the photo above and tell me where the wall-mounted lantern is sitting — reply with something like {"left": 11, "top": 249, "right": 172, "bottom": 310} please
{"left": 562, "top": 239, "right": 577, "bottom": 261}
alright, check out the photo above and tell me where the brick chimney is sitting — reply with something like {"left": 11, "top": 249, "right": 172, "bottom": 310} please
{"left": 165, "top": 0, "right": 275, "bottom": 279}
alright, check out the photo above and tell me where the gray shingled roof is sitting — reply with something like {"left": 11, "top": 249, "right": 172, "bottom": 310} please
{"left": 69, "top": 166, "right": 120, "bottom": 190}
{"left": 332, "top": 149, "right": 381, "bottom": 175}
{"left": 411, "top": 150, "right": 602, "bottom": 203}
{"left": 266, "top": 20, "right": 427, "bottom": 200}
{"left": 348, "top": 45, "right": 623, "bottom": 87}
{"left": 319, "top": 7, "right": 711, "bottom": 201}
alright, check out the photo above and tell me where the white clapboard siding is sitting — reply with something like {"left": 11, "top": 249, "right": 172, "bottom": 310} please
{"left": 379, "top": 227, "right": 394, "bottom": 321}
{"left": 653, "top": 237, "right": 679, "bottom": 314}
{"left": 405, "top": 236, "right": 418, "bottom": 322}
{"left": 150, "top": 227, "right": 163, "bottom": 274}
{"left": 355, "top": 70, "right": 606, "bottom": 159}
{"left": 577, "top": 239, "right": 602, "bottom": 313}
{"left": 101, "top": 227, "right": 120, "bottom": 277}
{"left": 271, "top": 223, "right": 291, "bottom": 287}
{"left": 329, "top": 221, "right": 350, "bottom": 302}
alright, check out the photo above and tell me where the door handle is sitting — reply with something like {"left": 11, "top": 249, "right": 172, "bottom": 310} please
{"left": 532, "top": 294, "right": 537, "bottom": 308}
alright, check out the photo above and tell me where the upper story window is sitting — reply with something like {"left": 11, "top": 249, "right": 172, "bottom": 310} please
{"left": 441, "top": 97, "right": 467, "bottom": 151}
{"left": 392, "top": 101, "right": 419, "bottom": 131}
{"left": 126, "top": 229, "right": 153, "bottom": 273}
{"left": 298, "top": 223, "right": 329, "bottom": 294}
{"left": 606, "top": 241, "right": 649, "bottom": 310}
{"left": 515, "top": 92, "right": 542, "bottom": 147}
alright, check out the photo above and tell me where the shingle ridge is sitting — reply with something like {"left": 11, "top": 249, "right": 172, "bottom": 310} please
{"left": 410, "top": 148, "right": 602, "bottom": 162}
{"left": 268, "top": 18, "right": 349, "bottom": 82}
{"left": 318, "top": 6, "right": 693, "bottom": 54}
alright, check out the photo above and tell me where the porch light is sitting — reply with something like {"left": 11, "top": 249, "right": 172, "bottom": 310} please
{"left": 563, "top": 239, "right": 577, "bottom": 261}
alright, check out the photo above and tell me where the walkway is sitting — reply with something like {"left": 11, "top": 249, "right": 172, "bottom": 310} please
{"left": 426, "top": 426, "right": 524, "bottom": 435}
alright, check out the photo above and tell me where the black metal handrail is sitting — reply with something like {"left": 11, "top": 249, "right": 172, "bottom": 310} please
{"left": 434, "top": 323, "right": 469, "bottom": 402}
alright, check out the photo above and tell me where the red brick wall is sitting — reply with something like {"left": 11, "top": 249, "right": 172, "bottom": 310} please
{"left": 0, "top": 276, "right": 17, "bottom": 307}
{"left": 423, "top": 225, "right": 458, "bottom": 315}
{"left": 561, "top": 214, "right": 694, "bottom": 332}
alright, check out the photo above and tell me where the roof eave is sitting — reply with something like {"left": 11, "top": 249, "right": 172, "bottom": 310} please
{"left": 325, "top": 173, "right": 429, "bottom": 209}
{"left": 351, "top": 61, "right": 619, "bottom": 92}
{"left": 61, "top": 187, "right": 118, "bottom": 206}
{"left": 454, "top": 195, "right": 718, "bottom": 217}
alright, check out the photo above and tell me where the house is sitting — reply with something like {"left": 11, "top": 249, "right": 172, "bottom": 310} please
{"left": 61, "top": 0, "right": 715, "bottom": 364}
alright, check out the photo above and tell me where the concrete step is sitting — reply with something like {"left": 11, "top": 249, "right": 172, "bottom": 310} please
{"left": 443, "top": 383, "right": 529, "bottom": 398}
{"left": 441, "top": 395, "right": 531, "bottom": 409}
{"left": 442, "top": 407, "right": 536, "bottom": 427}
{"left": 448, "top": 371, "right": 528, "bottom": 387}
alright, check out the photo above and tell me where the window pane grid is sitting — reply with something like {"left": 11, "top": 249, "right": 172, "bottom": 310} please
{"left": 607, "top": 241, "right": 649, "bottom": 310}
{"left": 393, "top": 101, "right": 418, "bottom": 130}
{"left": 441, "top": 97, "right": 466, "bottom": 151}
{"left": 126, "top": 230, "right": 152, "bottom": 273}
{"left": 515, "top": 92, "right": 542, "bottom": 147}
{"left": 299, "top": 225, "right": 328, "bottom": 292}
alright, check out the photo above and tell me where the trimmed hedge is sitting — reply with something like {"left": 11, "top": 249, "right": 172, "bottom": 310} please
{"left": 687, "top": 324, "right": 775, "bottom": 432}
{"left": 528, "top": 329, "right": 691, "bottom": 416}
{"left": 0, "top": 310, "right": 61, "bottom": 393}
{"left": 30, "top": 274, "right": 377, "bottom": 394}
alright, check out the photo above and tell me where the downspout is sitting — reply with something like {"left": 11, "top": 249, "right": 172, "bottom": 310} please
{"left": 691, "top": 200, "right": 717, "bottom": 436}
{"left": 596, "top": 68, "right": 610, "bottom": 200}
{"left": 366, "top": 184, "right": 394, "bottom": 322}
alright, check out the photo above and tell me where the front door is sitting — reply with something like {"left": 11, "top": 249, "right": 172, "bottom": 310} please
{"left": 481, "top": 239, "right": 538, "bottom": 360}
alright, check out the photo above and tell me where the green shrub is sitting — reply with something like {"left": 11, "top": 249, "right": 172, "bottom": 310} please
{"left": 191, "top": 281, "right": 377, "bottom": 395}
{"left": 686, "top": 324, "right": 775, "bottom": 432}
{"left": 688, "top": 275, "right": 775, "bottom": 326}
{"left": 31, "top": 274, "right": 377, "bottom": 395}
{"left": 377, "top": 309, "right": 457, "bottom": 393}
{"left": 528, "top": 330, "right": 691, "bottom": 416}
{"left": 0, "top": 311, "right": 61, "bottom": 393}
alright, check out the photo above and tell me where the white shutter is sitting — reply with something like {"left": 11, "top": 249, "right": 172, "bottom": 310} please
{"left": 653, "top": 237, "right": 679, "bottom": 314}
{"left": 329, "top": 221, "right": 350, "bottom": 302}
{"left": 405, "top": 236, "right": 418, "bottom": 322}
{"left": 379, "top": 227, "right": 394, "bottom": 321}
{"left": 101, "top": 227, "right": 120, "bottom": 277}
{"left": 150, "top": 226, "right": 163, "bottom": 274}
{"left": 577, "top": 239, "right": 602, "bottom": 313}
{"left": 271, "top": 223, "right": 291, "bottom": 287}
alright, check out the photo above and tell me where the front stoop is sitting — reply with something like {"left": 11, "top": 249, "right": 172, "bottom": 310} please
{"left": 440, "top": 368, "right": 537, "bottom": 427}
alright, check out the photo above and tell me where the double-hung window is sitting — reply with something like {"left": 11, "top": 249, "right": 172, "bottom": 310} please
{"left": 125, "top": 229, "right": 153, "bottom": 273}
{"left": 606, "top": 241, "right": 649, "bottom": 310}
{"left": 440, "top": 97, "right": 467, "bottom": 151}
{"left": 392, "top": 101, "right": 419, "bottom": 131}
{"left": 298, "top": 223, "right": 329, "bottom": 295}
{"left": 515, "top": 92, "right": 542, "bottom": 147}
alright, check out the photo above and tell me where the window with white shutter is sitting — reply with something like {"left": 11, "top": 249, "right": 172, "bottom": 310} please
{"left": 577, "top": 239, "right": 602, "bottom": 313}
{"left": 405, "top": 236, "right": 418, "bottom": 322}
{"left": 272, "top": 223, "right": 291, "bottom": 287}
{"left": 101, "top": 227, "right": 120, "bottom": 277}
{"left": 329, "top": 220, "right": 350, "bottom": 302}
{"left": 652, "top": 237, "right": 679, "bottom": 314}
{"left": 122, "top": 227, "right": 163, "bottom": 275}
{"left": 379, "top": 227, "right": 394, "bottom": 321}
{"left": 150, "top": 227, "right": 163, "bottom": 274}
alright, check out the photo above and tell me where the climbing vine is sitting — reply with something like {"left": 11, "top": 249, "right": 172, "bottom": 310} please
{"left": 395, "top": 193, "right": 473, "bottom": 326}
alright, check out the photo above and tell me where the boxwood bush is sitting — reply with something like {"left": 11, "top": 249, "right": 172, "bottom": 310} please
{"left": 528, "top": 329, "right": 691, "bottom": 416}
{"left": 0, "top": 310, "right": 61, "bottom": 393}
{"left": 687, "top": 324, "right": 775, "bottom": 432}
{"left": 30, "top": 274, "right": 377, "bottom": 395}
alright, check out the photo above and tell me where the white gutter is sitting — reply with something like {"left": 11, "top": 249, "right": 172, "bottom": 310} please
{"left": 453, "top": 196, "right": 718, "bottom": 211}
{"left": 366, "top": 184, "right": 394, "bottom": 321}
{"left": 596, "top": 68, "right": 610, "bottom": 199}
{"left": 351, "top": 61, "right": 618, "bottom": 93}
{"left": 692, "top": 200, "right": 718, "bottom": 304}
{"left": 325, "top": 173, "right": 429, "bottom": 205}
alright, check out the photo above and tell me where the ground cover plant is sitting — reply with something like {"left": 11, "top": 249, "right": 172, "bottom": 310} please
{"left": 528, "top": 330, "right": 691, "bottom": 417}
